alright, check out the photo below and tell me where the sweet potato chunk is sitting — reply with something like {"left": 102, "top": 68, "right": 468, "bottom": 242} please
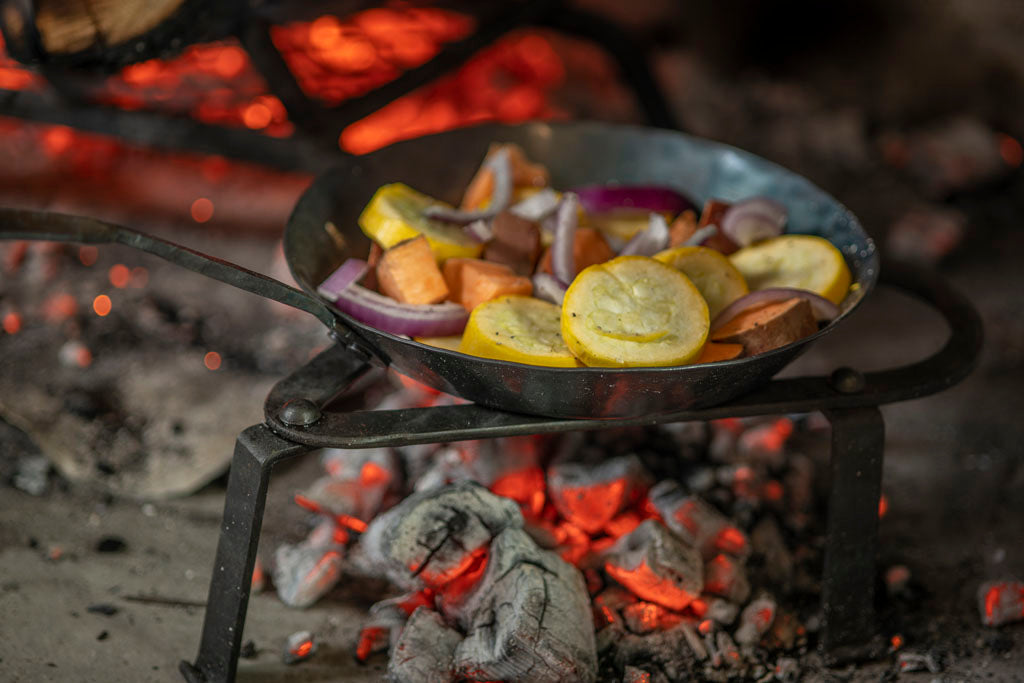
{"left": 539, "top": 228, "right": 615, "bottom": 279}
{"left": 376, "top": 236, "right": 449, "bottom": 304}
{"left": 484, "top": 211, "right": 541, "bottom": 276}
{"left": 668, "top": 209, "right": 698, "bottom": 247}
{"left": 696, "top": 342, "right": 744, "bottom": 363}
{"left": 460, "top": 143, "right": 550, "bottom": 209}
{"left": 698, "top": 199, "right": 740, "bottom": 255}
{"left": 443, "top": 258, "right": 533, "bottom": 312}
{"left": 710, "top": 298, "right": 817, "bottom": 356}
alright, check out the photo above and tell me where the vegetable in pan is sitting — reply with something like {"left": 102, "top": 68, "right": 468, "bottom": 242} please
{"left": 317, "top": 142, "right": 852, "bottom": 368}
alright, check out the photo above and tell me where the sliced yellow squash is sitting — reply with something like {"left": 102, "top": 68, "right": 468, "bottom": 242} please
{"left": 729, "top": 235, "right": 852, "bottom": 305}
{"left": 460, "top": 296, "right": 579, "bottom": 367}
{"left": 358, "top": 183, "right": 483, "bottom": 262}
{"left": 561, "top": 255, "right": 709, "bottom": 367}
{"left": 654, "top": 245, "right": 749, "bottom": 319}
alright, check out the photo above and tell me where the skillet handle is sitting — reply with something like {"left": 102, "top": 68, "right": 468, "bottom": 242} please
{"left": 0, "top": 206, "right": 346, "bottom": 333}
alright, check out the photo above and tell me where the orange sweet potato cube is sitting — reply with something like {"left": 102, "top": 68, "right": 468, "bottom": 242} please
{"left": 443, "top": 258, "right": 533, "bottom": 311}
{"left": 376, "top": 236, "right": 449, "bottom": 304}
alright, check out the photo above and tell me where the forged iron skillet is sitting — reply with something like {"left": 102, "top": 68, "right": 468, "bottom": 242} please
{"left": 0, "top": 122, "right": 878, "bottom": 418}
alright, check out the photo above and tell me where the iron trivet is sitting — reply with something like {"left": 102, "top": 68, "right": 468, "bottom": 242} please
{"left": 179, "top": 261, "right": 982, "bottom": 683}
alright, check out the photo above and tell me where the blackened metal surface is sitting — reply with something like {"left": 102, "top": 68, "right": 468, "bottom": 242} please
{"left": 180, "top": 424, "right": 311, "bottom": 683}
{"left": 284, "top": 121, "right": 880, "bottom": 418}
{"left": 820, "top": 407, "right": 887, "bottom": 663}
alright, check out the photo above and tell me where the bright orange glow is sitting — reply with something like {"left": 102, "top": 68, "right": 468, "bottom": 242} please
{"left": 2, "top": 312, "right": 21, "bottom": 334}
{"left": 130, "top": 267, "right": 149, "bottom": 288}
{"left": 213, "top": 46, "right": 247, "bottom": 79}
{"left": 78, "top": 246, "right": 99, "bottom": 266}
{"left": 999, "top": 134, "right": 1023, "bottom": 167}
{"left": 890, "top": 634, "right": 904, "bottom": 650}
{"left": 294, "top": 640, "right": 313, "bottom": 658}
{"left": 359, "top": 461, "right": 392, "bottom": 487}
{"left": 42, "top": 126, "right": 75, "bottom": 156}
{"left": 191, "top": 198, "right": 214, "bottom": 223}
{"left": 242, "top": 102, "right": 273, "bottom": 129}
{"left": 878, "top": 494, "right": 889, "bottom": 519}
{"left": 204, "top": 351, "right": 222, "bottom": 370}
{"left": 438, "top": 548, "right": 488, "bottom": 601}
{"left": 688, "top": 598, "right": 708, "bottom": 618}
{"left": 108, "top": 264, "right": 131, "bottom": 288}
{"left": 490, "top": 467, "right": 546, "bottom": 519}
{"left": 604, "top": 560, "right": 697, "bottom": 611}
{"left": 714, "top": 526, "right": 747, "bottom": 555}
{"left": 605, "top": 512, "right": 642, "bottom": 539}
{"left": 44, "top": 293, "right": 78, "bottom": 320}
{"left": 92, "top": 295, "right": 112, "bottom": 317}
{"left": 0, "top": 66, "right": 35, "bottom": 90}
{"left": 552, "top": 478, "right": 627, "bottom": 534}
{"left": 704, "top": 554, "right": 735, "bottom": 596}
{"left": 356, "top": 626, "right": 385, "bottom": 662}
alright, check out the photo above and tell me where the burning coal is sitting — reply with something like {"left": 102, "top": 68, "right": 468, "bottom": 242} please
{"left": 256, "top": 373, "right": 859, "bottom": 681}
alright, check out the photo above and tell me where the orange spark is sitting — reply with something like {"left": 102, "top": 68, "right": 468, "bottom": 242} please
{"left": 204, "top": 351, "right": 222, "bottom": 370}
{"left": 191, "top": 198, "right": 214, "bottom": 223}
{"left": 878, "top": 494, "right": 889, "bottom": 519}
{"left": 92, "top": 295, "right": 112, "bottom": 317}
{"left": 108, "top": 264, "right": 131, "bottom": 288}
{"left": 3, "top": 312, "right": 21, "bottom": 334}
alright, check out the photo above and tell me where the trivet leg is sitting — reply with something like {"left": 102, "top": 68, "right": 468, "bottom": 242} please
{"left": 180, "top": 424, "right": 309, "bottom": 683}
{"left": 820, "top": 407, "right": 886, "bottom": 663}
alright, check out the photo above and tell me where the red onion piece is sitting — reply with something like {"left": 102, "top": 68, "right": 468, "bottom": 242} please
{"left": 550, "top": 192, "right": 579, "bottom": 286}
{"left": 573, "top": 185, "right": 694, "bottom": 215}
{"left": 710, "top": 288, "right": 839, "bottom": 334}
{"left": 464, "top": 219, "right": 493, "bottom": 243}
{"left": 509, "top": 188, "right": 560, "bottom": 221}
{"left": 684, "top": 224, "right": 718, "bottom": 246}
{"left": 720, "top": 198, "right": 787, "bottom": 246}
{"left": 620, "top": 213, "right": 670, "bottom": 256}
{"left": 423, "top": 148, "right": 512, "bottom": 223}
{"left": 532, "top": 273, "right": 567, "bottom": 305}
{"left": 328, "top": 284, "right": 468, "bottom": 337}
{"left": 316, "top": 258, "right": 369, "bottom": 299}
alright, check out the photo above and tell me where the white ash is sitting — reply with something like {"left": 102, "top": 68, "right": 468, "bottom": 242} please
{"left": 386, "top": 606, "right": 463, "bottom": 683}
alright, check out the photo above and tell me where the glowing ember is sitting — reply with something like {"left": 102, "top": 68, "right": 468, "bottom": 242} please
{"left": 998, "top": 133, "right": 1023, "bottom": 167}
{"left": 78, "top": 246, "right": 99, "bottom": 266}
{"left": 490, "top": 466, "right": 546, "bottom": 519}
{"left": 605, "top": 559, "right": 698, "bottom": 612}
{"left": 43, "top": 293, "right": 78, "bottom": 320}
{"left": 203, "top": 351, "right": 221, "bottom": 370}
{"left": 359, "top": 461, "right": 392, "bottom": 487}
{"left": 978, "top": 580, "right": 1024, "bottom": 627}
{"left": 92, "top": 295, "right": 112, "bottom": 317}
{"left": 191, "top": 198, "right": 215, "bottom": 223}
{"left": 108, "top": 264, "right": 131, "bottom": 288}
{"left": 890, "top": 634, "right": 904, "bottom": 650}
{"left": 878, "top": 494, "right": 889, "bottom": 519}
{"left": 2, "top": 312, "right": 21, "bottom": 334}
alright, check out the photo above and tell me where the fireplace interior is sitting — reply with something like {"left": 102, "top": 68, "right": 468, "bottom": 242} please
{"left": 1, "top": 1, "right": 1023, "bottom": 681}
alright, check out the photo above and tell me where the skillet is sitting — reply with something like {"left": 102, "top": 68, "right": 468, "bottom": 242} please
{"left": 0, "top": 121, "right": 878, "bottom": 418}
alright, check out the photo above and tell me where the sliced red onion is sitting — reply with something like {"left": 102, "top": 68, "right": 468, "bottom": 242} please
{"left": 710, "top": 288, "right": 840, "bottom": 334}
{"left": 720, "top": 198, "right": 787, "bottom": 247}
{"left": 423, "top": 148, "right": 512, "bottom": 223}
{"left": 509, "top": 188, "right": 560, "bottom": 221}
{"left": 573, "top": 185, "right": 694, "bottom": 215}
{"left": 464, "top": 219, "right": 493, "bottom": 243}
{"left": 327, "top": 284, "right": 468, "bottom": 337}
{"left": 684, "top": 224, "right": 719, "bottom": 246}
{"left": 620, "top": 212, "right": 670, "bottom": 256}
{"left": 551, "top": 192, "right": 579, "bottom": 286}
{"left": 532, "top": 272, "right": 567, "bottom": 305}
{"left": 316, "top": 258, "right": 369, "bottom": 299}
